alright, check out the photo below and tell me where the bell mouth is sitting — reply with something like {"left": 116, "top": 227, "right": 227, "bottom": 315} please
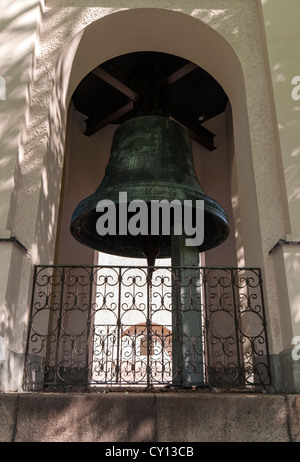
{"left": 70, "top": 116, "right": 229, "bottom": 257}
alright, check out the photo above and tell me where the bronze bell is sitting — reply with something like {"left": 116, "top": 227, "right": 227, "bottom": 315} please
{"left": 70, "top": 116, "right": 229, "bottom": 260}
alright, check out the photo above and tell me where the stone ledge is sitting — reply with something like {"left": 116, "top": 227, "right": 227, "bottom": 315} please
{"left": 0, "top": 392, "right": 299, "bottom": 442}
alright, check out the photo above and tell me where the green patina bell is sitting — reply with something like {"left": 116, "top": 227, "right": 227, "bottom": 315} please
{"left": 70, "top": 116, "right": 229, "bottom": 260}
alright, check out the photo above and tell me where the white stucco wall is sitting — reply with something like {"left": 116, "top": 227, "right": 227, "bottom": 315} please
{"left": 258, "top": 0, "right": 300, "bottom": 344}
{"left": 259, "top": 0, "right": 300, "bottom": 236}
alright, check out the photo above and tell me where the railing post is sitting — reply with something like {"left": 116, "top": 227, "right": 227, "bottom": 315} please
{"left": 257, "top": 269, "right": 272, "bottom": 387}
{"left": 23, "top": 265, "right": 38, "bottom": 390}
{"left": 54, "top": 266, "right": 65, "bottom": 386}
{"left": 203, "top": 267, "right": 210, "bottom": 387}
{"left": 146, "top": 269, "right": 151, "bottom": 389}
{"left": 231, "top": 268, "right": 243, "bottom": 385}
{"left": 116, "top": 267, "right": 122, "bottom": 385}
{"left": 171, "top": 267, "right": 180, "bottom": 384}
{"left": 84, "top": 267, "right": 94, "bottom": 390}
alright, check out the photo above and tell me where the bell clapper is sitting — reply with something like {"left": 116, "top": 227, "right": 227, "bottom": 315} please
{"left": 141, "top": 235, "right": 161, "bottom": 283}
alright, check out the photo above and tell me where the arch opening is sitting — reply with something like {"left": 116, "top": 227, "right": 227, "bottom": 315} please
{"left": 43, "top": 8, "right": 258, "bottom": 273}
{"left": 22, "top": 8, "right": 274, "bottom": 391}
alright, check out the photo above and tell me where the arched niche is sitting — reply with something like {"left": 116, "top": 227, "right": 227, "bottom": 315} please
{"left": 43, "top": 8, "right": 260, "bottom": 269}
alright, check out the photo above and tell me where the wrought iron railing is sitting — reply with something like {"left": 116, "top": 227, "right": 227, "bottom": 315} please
{"left": 23, "top": 265, "right": 271, "bottom": 391}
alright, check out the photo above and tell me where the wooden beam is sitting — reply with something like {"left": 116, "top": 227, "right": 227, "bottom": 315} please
{"left": 168, "top": 105, "right": 216, "bottom": 151}
{"left": 88, "top": 61, "right": 213, "bottom": 145}
{"left": 92, "top": 67, "right": 139, "bottom": 102}
{"left": 93, "top": 61, "right": 198, "bottom": 103}
{"left": 101, "top": 62, "right": 144, "bottom": 95}
{"left": 84, "top": 101, "right": 134, "bottom": 136}
{"left": 166, "top": 62, "right": 198, "bottom": 86}
{"left": 181, "top": 124, "right": 216, "bottom": 151}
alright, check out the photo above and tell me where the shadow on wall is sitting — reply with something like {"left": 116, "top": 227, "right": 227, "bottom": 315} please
{"left": 7, "top": 4, "right": 87, "bottom": 263}
{"left": 0, "top": 0, "right": 39, "bottom": 230}
{"left": 0, "top": 76, "right": 6, "bottom": 100}
{"left": 0, "top": 2, "right": 41, "bottom": 384}
{"left": 285, "top": 146, "right": 300, "bottom": 220}
{"left": 263, "top": 0, "right": 300, "bottom": 231}
{"left": 273, "top": 62, "right": 300, "bottom": 229}
{"left": 0, "top": 5, "right": 85, "bottom": 390}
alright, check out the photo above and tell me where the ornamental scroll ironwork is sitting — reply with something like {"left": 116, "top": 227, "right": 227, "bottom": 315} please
{"left": 23, "top": 265, "right": 271, "bottom": 391}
